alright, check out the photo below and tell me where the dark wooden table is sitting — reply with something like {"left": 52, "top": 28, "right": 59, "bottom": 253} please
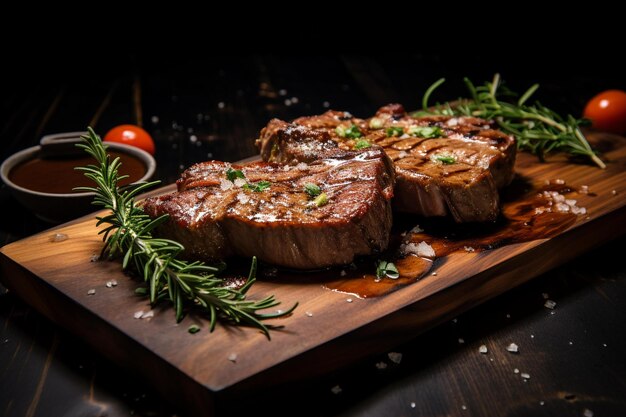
{"left": 1, "top": 55, "right": 625, "bottom": 417}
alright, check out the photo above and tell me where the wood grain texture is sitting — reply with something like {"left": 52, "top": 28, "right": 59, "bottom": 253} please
{"left": 1, "top": 132, "right": 625, "bottom": 416}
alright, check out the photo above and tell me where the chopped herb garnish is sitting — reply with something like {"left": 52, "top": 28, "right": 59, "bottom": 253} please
{"left": 188, "top": 324, "right": 201, "bottom": 334}
{"left": 314, "top": 192, "right": 328, "bottom": 207}
{"left": 386, "top": 126, "right": 404, "bottom": 137}
{"left": 433, "top": 154, "right": 456, "bottom": 164}
{"left": 369, "top": 118, "right": 384, "bottom": 129}
{"left": 226, "top": 167, "right": 245, "bottom": 182}
{"left": 376, "top": 260, "right": 399, "bottom": 279}
{"left": 243, "top": 181, "right": 271, "bottom": 192}
{"left": 408, "top": 125, "right": 445, "bottom": 138}
{"left": 354, "top": 139, "right": 371, "bottom": 150}
{"left": 336, "top": 124, "right": 362, "bottom": 139}
{"left": 304, "top": 183, "right": 321, "bottom": 197}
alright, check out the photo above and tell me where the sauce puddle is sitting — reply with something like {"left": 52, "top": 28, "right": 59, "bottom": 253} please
{"left": 236, "top": 177, "right": 589, "bottom": 299}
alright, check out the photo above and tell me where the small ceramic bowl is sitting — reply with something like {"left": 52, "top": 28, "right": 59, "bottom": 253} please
{"left": 1, "top": 132, "right": 156, "bottom": 223}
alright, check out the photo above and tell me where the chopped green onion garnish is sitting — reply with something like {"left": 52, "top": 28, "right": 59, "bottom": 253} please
{"left": 304, "top": 183, "right": 321, "bottom": 197}
{"left": 433, "top": 154, "right": 456, "bottom": 164}
{"left": 376, "top": 260, "right": 399, "bottom": 279}
{"left": 354, "top": 139, "right": 371, "bottom": 150}
{"left": 408, "top": 126, "right": 445, "bottom": 138}
{"left": 369, "top": 118, "right": 384, "bottom": 129}
{"left": 336, "top": 124, "right": 362, "bottom": 139}
{"left": 243, "top": 181, "right": 271, "bottom": 192}
{"left": 226, "top": 168, "right": 245, "bottom": 182}
{"left": 386, "top": 126, "right": 404, "bottom": 137}
{"left": 314, "top": 193, "right": 328, "bottom": 207}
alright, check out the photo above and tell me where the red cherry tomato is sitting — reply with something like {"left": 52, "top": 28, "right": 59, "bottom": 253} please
{"left": 583, "top": 90, "right": 626, "bottom": 134}
{"left": 103, "top": 125, "right": 155, "bottom": 155}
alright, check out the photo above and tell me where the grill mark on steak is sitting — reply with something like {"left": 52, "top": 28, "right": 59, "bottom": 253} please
{"left": 256, "top": 104, "right": 516, "bottom": 223}
{"left": 143, "top": 148, "right": 395, "bottom": 269}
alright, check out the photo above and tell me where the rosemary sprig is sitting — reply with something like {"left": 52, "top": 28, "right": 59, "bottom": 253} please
{"left": 419, "top": 74, "right": 605, "bottom": 168}
{"left": 75, "top": 127, "right": 296, "bottom": 338}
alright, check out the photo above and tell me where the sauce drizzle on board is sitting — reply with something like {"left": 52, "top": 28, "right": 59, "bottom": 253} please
{"left": 257, "top": 178, "right": 589, "bottom": 298}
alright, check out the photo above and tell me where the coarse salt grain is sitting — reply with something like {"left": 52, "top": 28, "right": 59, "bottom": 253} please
{"left": 411, "top": 225, "right": 424, "bottom": 234}
{"left": 375, "top": 362, "right": 388, "bottom": 370}
{"left": 141, "top": 311, "right": 154, "bottom": 319}
{"left": 506, "top": 343, "right": 519, "bottom": 353}
{"left": 305, "top": 311, "right": 313, "bottom": 317}
{"left": 479, "top": 345, "right": 488, "bottom": 354}
{"left": 410, "top": 402, "right": 416, "bottom": 408}
{"left": 579, "top": 185, "right": 589, "bottom": 194}
{"left": 340, "top": 270, "right": 347, "bottom": 277}
{"left": 346, "top": 298, "right": 353, "bottom": 303}
{"left": 87, "top": 289, "right": 96, "bottom": 295}
{"left": 544, "top": 300, "right": 557, "bottom": 309}
{"left": 431, "top": 272, "right": 438, "bottom": 276}
{"left": 134, "top": 311, "right": 144, "bottom": 319}
{"left": 296, "top": 162, "right": 308, "bottom": 171}
{"left": 514, "top": 368, "right": 520, "bottom": 374}
{"left": 331, "top": 385, "right": 342, "bottom": 394}
{"left": 458, "top": 338, "right": 465, "bottom": 344}
{"left": 401, "top": 241, "right": 435, "bottom": 258}
{"left": 540, "top": 401, "right": 545, "bottom": 406}
{"left": 220, "top": 179, "right": 233, "bottom": 191}
{"left": 388, "top": 352, "right": 403, "bottom": 364}
{"left": 462, "top": 405, "right": 467, "bottom": 410}
{"left": 106, "top": 280, "right": 118, "bottom": 288}
{"left": 398, "top": 151, "right": 409, "bottom": 158}
{"left": 236, "top": 192, "right": 250, "bottom": 204}
{"left": 542, "top": 292, "right": 549, "bottom": 299}
{"left": 228, "top": 353, "right": 237, "bottom": 362}
{"left": 233, "top": 178, "right": 247, "bottom": 188}
{"left": 51, "top": 233, "right": 69, "bottom": 242}
{"left": 464, "top": 246, "right": 475, "bottom": 253}
{"left": 90, "top": 255, "right": 99, "bottom": 262}
{"left": 583, "top": 409, "right": 594, "bottom": 417}
{"left": 521, "top": 373, "right": 530, "bottom": 379}
{"left": 554, "top": 179, "right": 565, "bottom": 185}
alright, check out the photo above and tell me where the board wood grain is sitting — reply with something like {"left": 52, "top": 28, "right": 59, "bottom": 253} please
{"left": 1, "top": 132, "right": 625, "bottom": 416}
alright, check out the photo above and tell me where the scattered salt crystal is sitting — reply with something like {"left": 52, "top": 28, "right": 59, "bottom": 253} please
{"left": 506, "top": 314, "right": 511, "bottom": 319}
{"left": 284, "top": 99, "right": 292, "bottom": 106}
{"left": 388, "top": 352, "right": 403, "bottom": 364}
{"left": 583, "top": 408, "right": 594, "bottom": 417}
{"left": 134, "top": 311, "right": 144, "bottom": 319}
{"left": 410, "top": 402, "right": 416, "bottom": 408}
{"left": 340, "top": 270, "right": 347, "bottom": 277}
{"left": 521, "top": 373, "right": 530, "bottom": 379}
{"left": 464, "top": 246, "right": 475, "bottom": 253}
{"left": 322, "top": 101, "right": 330, "bottom": 108}
{"left": 141, "top": 311, "right": 154, "bottom": 319}
{"left": 612, "top": 189, "right": 617, "bottom": 195}
{"left": 220, "top": 179, "right": 233, "bottom": 191}
{"left": 540, "top": 401, "right": 545, "bottom": 406}
{"left": 479, "top": 345, "right": 488, "bottom": 354}
{"left": 553, "top": 193, "right": 565, "bottom": 203}
{"left": 554, "top": 179, "right": 565, "bottom": 185}
{"left": 233, "top": 178, "right": 247, "bottom": 188}
{"left": 506, "top": 343, "right": 519, "bottom": 353}
{"left": 555, "top": 203, "right": 570, "bottom": 212}
{"left": 544, "top": 300, "right": 557, "bottom": 309}
{"left": 51, "top": 233, "right": 68, "bottom": 242}
{"left": 90, "top": 254, "right": 99, "bottom": 262}
{"left": 431, "top": 272, "right": 438, "bottom": 276}
{"left": 565, "top": 199, "right": 577, "bottom": 206}
{"left": 283, "top": 165, "right": 291, "bottom": 171}
{"left": 579, "top": 185, "right": 589, "bottom": 194}
{"left": 278, "top": 89, "right": 287, "bottom": 96}
{"left": 375, "top": 361, "right": 388, "bottom": 370}
{"left": 87, "top": 289, "right": 96, "bottom": 296}
{"left": 330, "top": 385, "right": 342, "bottom": 394}
{"left": 569, "top": 341, "right": 573, "bottom": 346}
{"left": 542, "top": 292, "right": 549, "bottom": 299}
{"left": 189, "top": 135, "right": 197, "bottom": 143}
{"left": 217, "top": 102, "right": 225, "bottom": 109}
{"left": 544, "top": 180, "right": 551, "bottom": 185}
{"left": 571, "top": 206, "right": 586, "bottom": 215}
{"left": 447, "top": 118, "right": 459, "bottom": 126}
{"left": 550, "top": 311, "right": 556, "bottom": 315}
{"left": 296, "top": 162, "right": 308, "bottom": 171}
{"left": 228, "top": 353, "right": 237, "bottom": 362}
{"left": 106, "top": 280, "right": 118, "bottom": 288}
{"left": 403, "top": 241, "right": 435, "bottom": 258}
{"left": 603, "top": 343, "right": 607, "bottom": 347}
{"left": 305, "top": 311, "right": 313, "bottom": 317}
{"left": 490, "top": 358, "right": 494, "bottom": 362}
{"left": 398, "top": 151, "right": 409, "bottom": 158}
{"left": 531, "top": 335, "right": 535, "bottom": 339}
{"left": 236, "top": 192, "right": 250, "bottom": 204}
{"left": 151, "top": 116, "right": 159, "bottom": 124}
{"left": 276, "top": 310, "right": 283, "bottom": 314}
{"left": 458, "top": 338, "right": 465, "bottom": 344}
{"left": 452, "top": 318, "right": 458, "bottom": 323}
{"left": 411, "top": 225, "right": 424, "bottom": 234}
{"left": 346, "top": 298, "right": 353, "bottom": 303}
{"left": 291, "top": 97, "right": 299, "bottom": 104}
{"left": 514, "top": 368, "right": 520, "bottom": 374}
{"left": 461, "top": 405, "right": 467, "bottom": 410}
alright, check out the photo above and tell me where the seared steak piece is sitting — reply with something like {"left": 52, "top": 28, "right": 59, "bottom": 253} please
{"left": 256, "top": 104, "right": 516, "bottom": 222}
{"left": 143, "top": 149, "right": 395, "bottom": 269}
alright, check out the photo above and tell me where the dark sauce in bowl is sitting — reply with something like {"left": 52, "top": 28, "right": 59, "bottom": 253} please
{"left": 9, "top": 151, "right": 146, "bottom": 194}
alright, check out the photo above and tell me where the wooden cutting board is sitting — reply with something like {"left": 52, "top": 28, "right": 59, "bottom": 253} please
{"left": 2, "top": 132, "right": 625, "bottom": 416}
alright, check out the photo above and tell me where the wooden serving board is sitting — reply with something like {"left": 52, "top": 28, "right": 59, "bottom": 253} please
{"left": 2, "top": 132, "right": 626, "bottom": 416}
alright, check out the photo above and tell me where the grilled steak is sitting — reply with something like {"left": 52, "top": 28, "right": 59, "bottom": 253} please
{"left": 257, "top": 104, "right": 516, "bottom": 222}
{"left": 143, "top": 147, "right": 395, "bottom": 269}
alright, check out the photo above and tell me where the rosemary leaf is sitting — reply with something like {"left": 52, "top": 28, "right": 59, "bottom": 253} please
{"left": 76, "top": 128, "right": 297, "bottom": 338}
